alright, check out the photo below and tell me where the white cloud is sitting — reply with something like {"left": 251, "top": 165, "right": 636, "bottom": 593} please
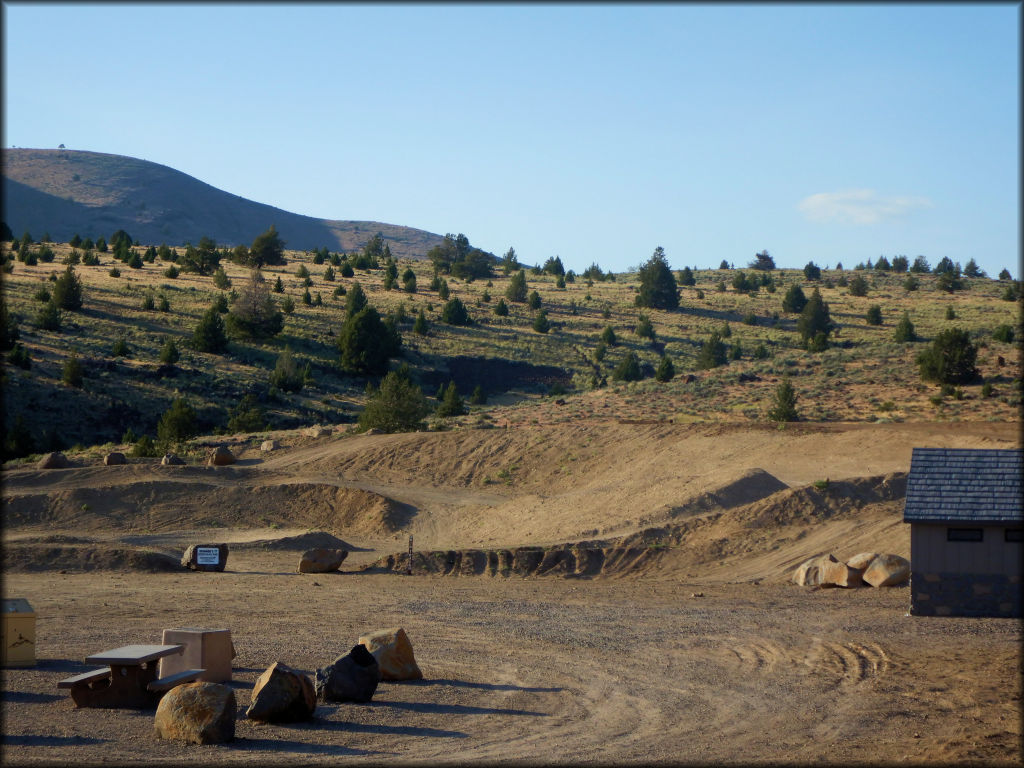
{"left": 797, "top": 189, "right": 933, "bottom": 225}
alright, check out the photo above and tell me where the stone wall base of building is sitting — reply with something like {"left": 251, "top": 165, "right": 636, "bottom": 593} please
{"left": 910, "top": 572, "right": 1021, "bottom": 617}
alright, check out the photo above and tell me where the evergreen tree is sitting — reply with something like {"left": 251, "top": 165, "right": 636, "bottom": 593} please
{"left": 192, "top": 305, "right": 228, "bottom": 353}
{"left": 910, "top": 255, "right": 930, "bottom": 273}
{"left": 227, "top": 393, "right": 269, "bottom": 432}
{"left": 471, "top": 385, "right": 487, "bottom": 405}
{"left": 438, "top": 279, "right": 450, "bottom": 300}
{"left": 52, "top": 265, "right": 83, "bottom": 310}
{"left": 358, "top": 370, "right": 429, "bottom": 433}
{"left": 213, "top": 267, "right": 231, "bottom": 289}
{"left": 796, "top": 288, "right": 833, "bottom": 347}
{"left": 337, "top": 305, "right": 401, "bottom": 375}
{"left": 269, "top": 346, "right": 304, "bottom": 392}
{"left": 532, "top": 309, "right": 551, "bottom": 333}
{"left": 848, "top": 275, "right": 869, "bottom": 296}
{"left": 677, "top": 266, "right": 695, "bottom": 286}
{"left": 441, "top": 297, "right": 471, "bottom": 325}
{"left": 413, "top": 308, "right": 428, "bottom": 335}
{"left": 767, "top": 376, "right": 799, "bottom": 422}
{"left": 866, "top": 305, "right": 883, "bottom": 325}
{"left": 891, "top": 255, "right": 909, "bottom": 273}
{"left": 494, "top": 298, "right": 509, "bottom": 317}
{"left": 612, "top": 350, "right": 643, "bottom": 381}
{"left": 436, "top": 381, "right": 466, "bottom": 417}
{"left": 159, "top": 338, "right": 180, "bottom": 364}
{"left": 893, "top": 312, "right": 917, "bottom": 342}
{"left": 62, "top": 353, "right": 84, "bottom": 387}
{"left": 35, "top": 300, "right": 62, "bottom": 331}
{"left": 803, "top": 262, "right": 821, "bottom": 280}
{"left": 917, "top": 328, "right": 978, "bottom": 384}
{"left": 781, "top": 284, "right": 807, "bottom": 314}
{"left": 601, "top": 325, "right": 617, "bottom": 346}
{"left": 157, "top": 398, "right": 198, "bottom": 446}
{"left": 227, "top": 270, "right": 283, "bottom": 338}
{"left": 696, "top": 332, "right": 728, "bottom": 369}
{"left": 505, "top": 270, "right": 528, "bottom": 302}
{"left": 402, "top": 267, "right": 416, "bottom": 293}
{"left": 527, "top": 290, "right": 541, "bottom": 309}
{"left": 655, "top": 354, "right": 675, "bottom": 382}
{"left": 998, "top": 268, "right": 1012, "bottom": 281}
{"left": 636, "top": 247, "right": 679, "bottom": 309}
{"left": 749, "top": 250, "right": 775, "bottom": 270}
{"left": 635, "top": 313, "right": 655, "bottom": 340}
{"left": 248, "top": 225, "right": 286, "bottom": 267}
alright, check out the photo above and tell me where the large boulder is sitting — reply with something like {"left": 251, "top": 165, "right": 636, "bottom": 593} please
{"left": 863, "top": 554, "right": 910, "bottom": 587}
{"left": 304, "top": 426, "right": 332, "bottom": 438}
{"left": 260, "top": 440, "right": 280, "bottom": 452}
{"left": 315, "top": 644, "right": 380, "bottom": 703}
{"left": 298, "top": 548, "right": 348, "bottom": 574}
{"left": 357, "top": 627, "right": 423, "bottom": 681}
{"left": 246, "top": 662, "right": 316, "bottom": 723}
{"left": 38, "top": 452, "right": 69, "bottom": 469}
{"left": 207, "top": 446, "right": 236, "bottom": 466}
{"left": 161, "top": 453, "right": 186, "bottom": 466}
{"left": 181, "top": 544, "right": 228, "bottom": 572}
{"left": 103, "top": 451, "right": 127, "bottom": 466}
{"left": 820, "top": 559, "right": 863, "bottom": 588}
{"left": 845, "top": 552, "right": 879, "bottom": 571}
{"left": 793, "top": 554, "right": 838, "bottom": 587}
{"left": 154, "top": 682, "right": 236, "bottom": 745}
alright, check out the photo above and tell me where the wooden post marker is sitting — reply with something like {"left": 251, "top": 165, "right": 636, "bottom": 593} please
{"left": 406, "top": 536, "right": 413, "bottom": 575}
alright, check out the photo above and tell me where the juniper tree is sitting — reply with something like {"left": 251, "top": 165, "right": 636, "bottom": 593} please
{"left": 781, "top": 284, "right": 807, "bottom": 314}
{"left": 159, "top": 338, "right": 180, "bottom": 364}
{"left": 358, "top": 369, "right": 429, "bottom": 433}
{"left": 527, "top": 290, "right": 541, "bottom": 310}
{"left": 532, "top": 309, "right": 551, "bottom": 333}
{"left": 192, "top": 305, "right": 228, "bottom": 353}
{"left": 269, "top": 346, "right": 304, "bottom": 393}
{"left": 866, "top": 305, "right": 883, "bottom": 325}
{"left": 696, "top": 332, "right": 728, "bottom": 369}
{"left": 441, "top": 297, "right": 471, "bottom": 325}
{"left": 636, "top": 247, "right": 679, "bottom": 309}
{"left": 157, "top": 398, "right": 198, "bottom": 446}
{"left": 338, "top": 305, "right": 401, "bottom": 375}
{"left": 655, "top": 354, "right": 675, "bottom": 382}
{"left": 227, "top": 270, "right": 283, "bottom": 339}
{"left": 52, "top": 265, "right": 83, "bottom": 310}
{"left": 436, "top": 381, "right": 466, "bottom": 417}
{"left": 413, "top": 308, "right": 428, "bottom": 335}
{"left": 917, "top": 328, "right": 978, "bottom": 385}
{"left": 767, "top": 376, "right": 799, "bottom": 422}
{"left": 893, "top": 312, "right": 917, "bottom": 342}
{"left": 612, "top": 350, "right": 642, "bottom": 381}
{"left": 505, "top": 270, "right": 528, "bottom": 302}
{"left": 796, "top": 288, "right": 833, "bottom": 348}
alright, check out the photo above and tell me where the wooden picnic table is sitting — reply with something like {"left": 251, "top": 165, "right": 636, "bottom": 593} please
{"left": 58, "top": 644, "right": 203, "bottom": 708}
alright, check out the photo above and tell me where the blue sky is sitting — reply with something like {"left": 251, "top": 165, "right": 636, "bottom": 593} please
{"left": 3, "top": 3, "right": 1019, "bottom": 277}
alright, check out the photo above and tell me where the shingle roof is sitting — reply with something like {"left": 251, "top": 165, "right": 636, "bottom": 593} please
{"left": 903, "top": 448, "right": 1022, "bottom": 523}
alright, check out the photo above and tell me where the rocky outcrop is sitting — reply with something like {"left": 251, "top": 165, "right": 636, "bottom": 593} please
{"left": 154, "top": 682, "right": 236, "bottom": 744}
{"left": 298, "top": 548, "right": 347, "bottom": 574}
{"left": 207, "top": 446, "right": 236, "bottom": 466}
{"left": 38, "top": 452, "right": 69, "bottom": 469}
{"left": 103, "top": 452, "right": 127, "bottom": 466}
{"left": 181, "top": 544, "right": 228, "bottom": 572}
{"left": 845, "top": 552, "right": 879, "bottom": 571}
{"left": 303, "top": 426, "right": 332, "bottom": 438}
{"left": 863, "top": 554, "right": 910, "bottom": 587}
{"left": 357, "top": 627, "right": 422, "bottom": 681}
{"left": 315, "top": 644, "right": 380, "bottom": 703}
{"left": 246, "top": 662, "right": 316, "bottom": 723}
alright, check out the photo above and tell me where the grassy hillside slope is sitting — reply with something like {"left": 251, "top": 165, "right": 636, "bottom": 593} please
{"left": 1, "top": 234, "right": 1019, "bottom": 463}
{"left": 1, "top": 149, "right": 444, "bottom": 258}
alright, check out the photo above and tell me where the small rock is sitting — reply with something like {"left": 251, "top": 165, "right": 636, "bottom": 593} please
{"left": 207, "top": 446, "right": 236, "bottom": 466}
{"left": 315, "top": 644, "right": 380, "bottom": 703}
{"left": 260, "top": 440, "right": 280, "bottom": 452}
{"left": 161, "top": 453, "right": 186, "bottom": 466}
{"left": 154, "top": 682, "right": 236, "bottom": 745}
{"left": 298, "top": 548, "right": 348, "bottom": 574}
{"left": 103, "top": 451, "right": 127, "bottom": 466}
{"left": 37, "top": 452, "right": 69, "bottom": 469}
{"left": 246, "top": 662, "right": 316, "bottom": 723}
{"left": 357, "top": 627, "right": 422, "bottom": 681}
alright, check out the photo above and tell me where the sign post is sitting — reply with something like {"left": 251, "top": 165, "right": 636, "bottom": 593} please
{"left": 406, "top": 535, "right": 413, "bottom": 575}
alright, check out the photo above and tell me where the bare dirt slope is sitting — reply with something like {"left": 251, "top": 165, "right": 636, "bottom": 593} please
{"left": 2, "top": 420, "right": 1020, "bottom": 765}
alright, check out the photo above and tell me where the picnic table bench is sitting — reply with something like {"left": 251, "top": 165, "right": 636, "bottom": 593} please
{"left": 57, "top": 644, "right": 204, "bottom": 708}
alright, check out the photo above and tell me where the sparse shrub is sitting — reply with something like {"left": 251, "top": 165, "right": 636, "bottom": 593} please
{"left": 848, "top": 275, "right": 869, "bottom": 296}
{"left": 33, "top": 285, "right": 51, "bottom": 303}
{"left": 358, "top": 369, "right": 429, "bottom": 433}
{"left": 730, "top": 342, "right": 742, "bottom": 360}
{"left": 471, "top": 385, "right": 487, "bottom": 405}
{"left": 7, "top": 342, "right": 31, "bottom": 370}
{"left": 227, "top": 394, "right": 268, "bottom": 432}
{"left": 141, "top": 294, "right": 155, "bottom": 311}
{"left": 413, "top": 309, "right": 428, "bottom": 335}
{"left": 601, "top": 325, "right": 617, "bottom": 346}
{"left": 213, "top": 267, "right": 231, "bottom": 290}
{"left": 981, "top": 382, "right": 994, "bottom": 398}
{"left": 35, "top": 300, "right": 62, "bottom": 331}
{"left": 593, "top": 340, "right": 607, "bottom": 363}
{"left": 81, "top": 251, "right": 99, "bottom": 266}
{"left": 945, "top": 305, "right": 956, "bottom": 320}
{"left": 157, "top": 398, "right": 198, "bottom": 446}
{"left": 109, "top": 267, "right": 121, "bottom": 277}
{"left": 131, "top": 434, "right": 159, "bottom": 458}
{"left": 163, "top": 264, "right": 179, "bottom": 279}
{"left": 159, "top": 338, "right": 180, "bottom": 364}
{"left": 742, "top": 313, "right": 757, "bottom": 326}
{"left": 268, "top": 346, "right": 304, "bottom": 393}
{"left": 993, "top": 324, "right": 1014, "bottom": 343}
{"left": 753, "top": 342, "right": 769, "bottom": 360}
{"left": 62, "top": 353, "right": 84, "bottom": 387}
{"left": 302, "top": 288, "right": 312, "bottom": 305}
{"left": 635, "top": 313, "right": 655, "bottom": 339}
{"left": 295, "top": 264, "right": 310, "bottom": 279}
{"left": 281, "top": 295, "right": 295, "bottom": 314}
{"left": 212, "top": 293, "right": 229, "bottom": 313}
{"left": 158, "top": 296, "right": 170, "bottom": 312}
{"left": 111, "top": 337, "right": 130, "bottom": 357}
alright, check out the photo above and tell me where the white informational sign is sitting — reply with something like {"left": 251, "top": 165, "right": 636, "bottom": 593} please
{"left": 196, "top": 547, "right": 220, "bottom": 566}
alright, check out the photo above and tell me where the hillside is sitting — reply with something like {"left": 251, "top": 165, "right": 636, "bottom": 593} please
{"left": 1, "top": 148, "right": 444, "bottom": 259}
{"left": 1, "top": 231, "right": 1019, "bottom": 460}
